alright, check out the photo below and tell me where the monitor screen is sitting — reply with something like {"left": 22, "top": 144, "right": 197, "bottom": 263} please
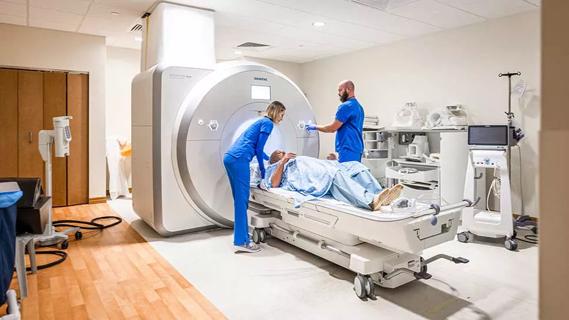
{"left": 468, "top": 125, "right": 509, "bottom": 146}
{"left": 251, "top": 85, "right": 271, "bottom": 100}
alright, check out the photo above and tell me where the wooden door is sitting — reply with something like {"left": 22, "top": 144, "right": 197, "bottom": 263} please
{"left": 67, "top": 73, "right": 89, "bottom": 205}
{"left": 0, "top": 69, "right": 18, "bottom": 177}
{"left": 43, "top": 72, "right": 68, "bottom": 207}
{"left": 18, "top": 70, "right": 45, "bottom": 187}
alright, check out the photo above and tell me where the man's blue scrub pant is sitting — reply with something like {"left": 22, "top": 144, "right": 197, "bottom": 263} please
{"left": 223, "top": 154, "right": 251, "bottom": 246}
{"left": 338, "top": 150, "right": 362, "bottom": 163}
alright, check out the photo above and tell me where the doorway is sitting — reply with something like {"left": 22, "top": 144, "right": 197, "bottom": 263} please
{"left": 0, "top": 67, "right": 89, "bottom": 206}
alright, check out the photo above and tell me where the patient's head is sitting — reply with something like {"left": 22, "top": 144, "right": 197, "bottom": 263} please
{"left": 270, "top": 150, "right": 285, "bottom": 164}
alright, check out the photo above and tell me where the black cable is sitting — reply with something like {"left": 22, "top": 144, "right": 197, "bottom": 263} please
{"left": 52, "top": 216, "right": 122, "bottom": 230}
{"left": 23, "top": 250, "right": 67, "bottom": 271}
{"left": 517, "top": 235, "right": 538, "bottom": 245}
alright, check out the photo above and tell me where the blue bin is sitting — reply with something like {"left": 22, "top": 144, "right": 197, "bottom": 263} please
{"left": 0, "top": 187, "right": 22, "bottom": 306}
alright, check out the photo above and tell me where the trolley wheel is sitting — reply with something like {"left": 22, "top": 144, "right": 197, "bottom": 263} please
{"left": 364, "top": 275, "right": 375, "bottom": 299}
{"left": 59, "top": 240, "right": 69, "bottom": 250}
{"left": 354, "top": 275, "right": 367, "bottom": 300}
{"left": 252, "top": 229, "right": 261, "bottom": 244}
{"left": 259, "top": 229, "right": 267, "bottom": 243}
{"left": 457, "top": 232, "right": 471, "bottom": 243}
{"left": 75, "top": 231, "right": 83, "bottom": 240}
{"left": 505, "top": 238, "right": 518, "bottom": 251}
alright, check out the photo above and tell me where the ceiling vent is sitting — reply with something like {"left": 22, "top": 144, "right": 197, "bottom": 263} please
{"left": 130, "top": 23, "right": 143, "bottom": 32}
{"left": 348, "top": 0, "right": 418, "bottom": 10}
{"left": 237, "top": 42, "right": 270, "bottom": 48}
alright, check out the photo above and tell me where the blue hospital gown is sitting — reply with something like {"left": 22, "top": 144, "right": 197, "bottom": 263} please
{"left": 263, "top": 156, "right": 382, "bottom": 209}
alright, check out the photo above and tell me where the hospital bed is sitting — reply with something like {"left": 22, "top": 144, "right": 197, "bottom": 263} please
{"left": 248, "top": 187, "right": 471, "bottom": 299}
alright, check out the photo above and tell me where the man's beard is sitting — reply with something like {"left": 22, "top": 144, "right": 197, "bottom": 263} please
{"left": 339, "top": 91, "right": 349, "bottom": 102}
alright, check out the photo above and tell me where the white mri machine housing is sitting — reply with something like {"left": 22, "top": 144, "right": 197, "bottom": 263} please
{"left": 132, "top": 61, "right": 318, "bottom": 235}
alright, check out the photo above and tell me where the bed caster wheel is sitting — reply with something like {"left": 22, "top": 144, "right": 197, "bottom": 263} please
{"left": 75, "top": 231, "right": 83, "bottom": 240}
{"left": 58, "top": 240, "right": 69, "bottom": 250}
{"left": 354, "top": 275, "right": 367, "bottom": 300}
{"left": 354, "top": 274, "right": 374, "bottom": 300}
{"left": 259, "top": 229, "right": 267, "bottom": 243}
{"left": 505, "top": 238, "right": 518, "bottom": 251}
{"left": 457, "top": 232, "right": 471, "bottom": 243}
{"left": 252, "top": 229, "right": 261, "bottom": 244}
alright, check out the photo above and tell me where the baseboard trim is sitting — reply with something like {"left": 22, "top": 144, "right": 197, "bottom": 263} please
{"left": 88, "top": 197, "right": 107, "bottom": 204}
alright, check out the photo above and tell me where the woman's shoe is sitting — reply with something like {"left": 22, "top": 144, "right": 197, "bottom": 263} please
{"left": 234, "top": 242, "right": 262, "bottom": 253}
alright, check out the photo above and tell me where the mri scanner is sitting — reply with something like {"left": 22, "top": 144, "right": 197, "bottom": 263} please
{"left": 132, "top": 61, "right": 318, "bottom": 234}
{"left": 132, "top": 1, "right": 472, "bottom": 299}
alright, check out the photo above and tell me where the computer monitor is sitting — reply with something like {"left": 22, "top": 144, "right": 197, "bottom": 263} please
{"left": 468, "top": 125, "right": 511, "bottom": 147}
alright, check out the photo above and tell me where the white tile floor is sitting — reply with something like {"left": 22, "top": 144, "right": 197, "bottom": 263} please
{"left": 109, "top": 198, "right": 538, "bottom": 320}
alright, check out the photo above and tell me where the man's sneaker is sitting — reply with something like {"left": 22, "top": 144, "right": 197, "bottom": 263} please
{"left": 234, "top": 242, "right": 262, "bottom": 253}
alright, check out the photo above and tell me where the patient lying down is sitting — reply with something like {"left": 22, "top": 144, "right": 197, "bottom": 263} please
{"left": 263, "top": 150, "right": 403, "bottom": 211}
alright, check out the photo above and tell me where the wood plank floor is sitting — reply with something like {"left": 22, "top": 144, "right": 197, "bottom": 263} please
{"left": 1, "top": 203, "right": 226, "bottom": 320}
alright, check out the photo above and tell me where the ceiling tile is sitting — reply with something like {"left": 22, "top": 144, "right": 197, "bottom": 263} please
{"left": 0, "top": 1, "right": 26, "bottom": 17}
{"left": 29, "top": 0, "right": 91, "bottom": 15}
{"left": 1, "top": 0, "right": 541, "bottom": 63}
{"left": 257, "top": 0, "right": 441, "bottom": 36}
{"left": 80, "top": 3, "right": 141, "bottom": 35}
{"left": 436, "top": 0, "right": 538, "bottom": 19}
{"left": 93, "top": 0, "right": 155, "bottom": 14}
{"left": 0, "top": 13, "right": 26, "bottom": 25}
{"left": 29, "top": 6, "right": 83, "bottom": 27}
{"left": 389, "top": 0, "right": 486, "bottom": 28}
{"left": 29, "top": 20, "right": 80, "bottom": 32}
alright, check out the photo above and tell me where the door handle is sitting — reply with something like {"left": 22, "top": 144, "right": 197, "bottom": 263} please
{"left": 28, "top": 131, "right": 32, "bottom": 144}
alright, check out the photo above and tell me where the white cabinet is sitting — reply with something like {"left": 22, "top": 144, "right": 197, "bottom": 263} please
{"left": 381, "top": 129, "right": 468, "bottom": 205}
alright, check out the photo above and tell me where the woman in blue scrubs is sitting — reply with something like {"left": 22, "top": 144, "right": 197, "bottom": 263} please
{"left": 224, "top": 101, "right": 286, "bottom": 253}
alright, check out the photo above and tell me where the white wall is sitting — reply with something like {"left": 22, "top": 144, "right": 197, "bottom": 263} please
{"left": 242, "top": 56, "right": 303, "bottom": 89}
{"left": 301, "top": 11, "right": 540, "bottom": 216}
{"left": 106, "top": 47, "right": 141, "bottom": 140}
{"left": 0, "top": 23, "right": 107, "bottom": 199}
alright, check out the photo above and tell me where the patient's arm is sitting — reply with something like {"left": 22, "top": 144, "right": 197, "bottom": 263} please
{"left": 271, "top": 152, "right": 296, "bottom": 187}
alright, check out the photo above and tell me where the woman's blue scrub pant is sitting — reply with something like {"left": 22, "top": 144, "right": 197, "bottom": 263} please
{"left": 223, "top": 154, "right": 251, "bottom": 246}
{"left": 338, "top": 150, "right": 362, "bottom": 163}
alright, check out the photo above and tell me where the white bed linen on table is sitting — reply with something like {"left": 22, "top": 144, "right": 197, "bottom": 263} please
{"left": 259, "top": 188, "right": 431, "bottom": 222}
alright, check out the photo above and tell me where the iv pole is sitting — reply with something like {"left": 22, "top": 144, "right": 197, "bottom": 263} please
{"left": 498, "top": 71, "right": 521, "bottom": 179}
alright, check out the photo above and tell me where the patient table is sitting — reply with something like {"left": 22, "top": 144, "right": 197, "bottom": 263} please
{"left": 249, "top": 188, "right": 471, "bottom": 299}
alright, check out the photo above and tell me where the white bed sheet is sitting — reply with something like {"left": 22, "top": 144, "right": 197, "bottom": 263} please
{"left": 260, "top": 188, "right": 431, "bottom": 222}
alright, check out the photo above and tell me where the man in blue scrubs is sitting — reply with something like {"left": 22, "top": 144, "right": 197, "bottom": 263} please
{"left": 306, "top": 80, "right": 364, "bottom": 162}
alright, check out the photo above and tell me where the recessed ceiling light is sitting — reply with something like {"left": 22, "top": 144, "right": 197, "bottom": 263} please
{"left": 135, "top": 36, "right": 142, "bottom": 42}
{"left": 234, "top": 50, "right": 243, "bottom": 55}
{"left": 111, "top": 11, "right": 120, "bottom": 16}
{"left": 312, "top": 21, "right": 325, "bottom": 28}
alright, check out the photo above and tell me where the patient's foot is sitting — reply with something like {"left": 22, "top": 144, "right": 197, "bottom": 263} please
{"left": 383, "top": 184, "right": 404, "bottom": 206}
{"left": 371, "top": 184, "right": 405, "bottom": 211}
{"left": 234, "top": 242, "right": 262, "bottom": 253}
{"left": 371, "top": 188, "right": 391, "bottom": 211}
